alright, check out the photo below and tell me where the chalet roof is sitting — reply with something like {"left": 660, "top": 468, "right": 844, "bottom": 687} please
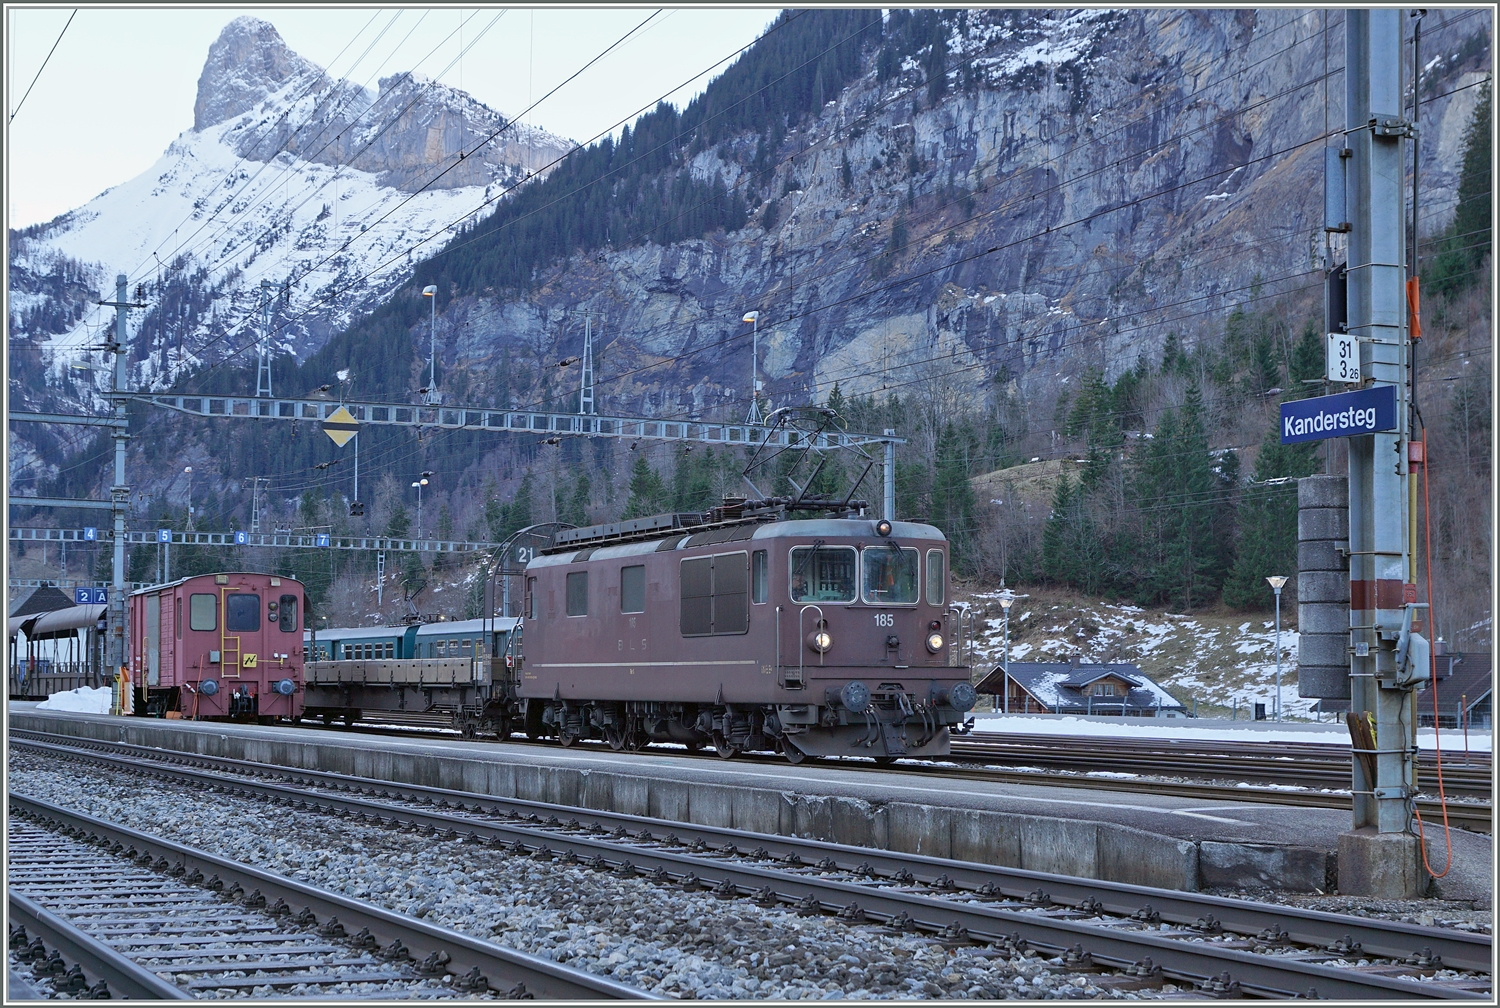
{"left": 975, "top": 660, "right": 1186, "bottom": 712}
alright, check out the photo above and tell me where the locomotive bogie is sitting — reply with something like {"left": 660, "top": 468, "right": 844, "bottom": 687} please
{"left": 127, "top": 573, "right": 306, "bottom": 721}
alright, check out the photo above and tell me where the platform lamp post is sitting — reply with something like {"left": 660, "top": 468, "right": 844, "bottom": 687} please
{"left": 1266, "top": 575, "right": 1288, "bottom": 721}
{"left": 412, "top": 472, "right": 432, "bottom": 538}
{"left": 183, "top": 466, "right": 194, "bottom": 530}
{"left": 422, "top": 285, "right": 439, "bottom": 404}
{"left": 742, "top": 310, "right": 763, "bottom": 424}
{"left": 998, "top": 592, "right": 1015, "bottom": 714}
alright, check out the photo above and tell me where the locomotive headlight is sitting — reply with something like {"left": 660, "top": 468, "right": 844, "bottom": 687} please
{"left": 874, "top": 519, "right": 893, "bottom": 537}
{"left": 808, "top": 629, "right": 833, "bottom": 653}
{"left": 926, "top": 632, "right": 945, "bottom": 653}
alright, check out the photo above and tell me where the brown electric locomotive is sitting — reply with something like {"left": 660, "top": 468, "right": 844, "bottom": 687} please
{"left": 517, "top": 506, "right": 977, "bottom": 761}
{"left": 127, "top": 572, "right": 305, "bottom": 720}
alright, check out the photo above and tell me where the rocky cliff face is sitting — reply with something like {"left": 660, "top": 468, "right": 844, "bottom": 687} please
{"left": 426, "top": 8, "right": 1488, "bottom": 443}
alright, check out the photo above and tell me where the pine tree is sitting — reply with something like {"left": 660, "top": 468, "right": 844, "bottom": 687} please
{"left": 623, "top": 456, "right": 670, "bottom": 518}
{"left": 1041, "top": 474, "right": 1076, "bottom": 586}
{"left": 1222, "top": 426, "right": 1320, "bottom": 608}
{"left": 840, "top": 152, "right": 854, "bottom": 190}
{"left": 931, "top": 423, "right": 977, "bottom": 568}
{"left": 1429, "top": 82, "right": 1491, "bottom": 295}
{"left": 561, "top": 473, "right": 591, "bottom": 527}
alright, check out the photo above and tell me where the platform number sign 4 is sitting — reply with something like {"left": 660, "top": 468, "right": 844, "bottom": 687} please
{"left": 1327, "top": 331, "right": 1360, "bottom": 383}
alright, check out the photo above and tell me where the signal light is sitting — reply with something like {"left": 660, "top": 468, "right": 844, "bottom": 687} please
{"left": 349, "top": 501, "right": 364, "bottom": 517}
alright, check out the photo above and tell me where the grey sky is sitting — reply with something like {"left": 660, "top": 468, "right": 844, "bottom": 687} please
{"left": 6, "top": 7, "right": 779, "bottom": 228}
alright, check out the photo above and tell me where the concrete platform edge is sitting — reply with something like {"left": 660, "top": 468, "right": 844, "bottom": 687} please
{"left": 9, "top": 712, "right": 1336, "bottom": 893}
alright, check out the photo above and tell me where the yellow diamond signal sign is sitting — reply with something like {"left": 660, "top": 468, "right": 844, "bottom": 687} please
{"left": 322, "top": 406, "right": 358, "bottom": 447}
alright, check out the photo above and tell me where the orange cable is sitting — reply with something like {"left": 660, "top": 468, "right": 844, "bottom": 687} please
{"left": 1412, "top": 427, "right": 1454, "bottom": 877}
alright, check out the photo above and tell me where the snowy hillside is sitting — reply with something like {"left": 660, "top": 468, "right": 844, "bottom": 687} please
{"left": 962, "top": 587, "right": 1316, "bottom": 719}
{"left": 9, "top": 16, "right": 572, "bottom": 404}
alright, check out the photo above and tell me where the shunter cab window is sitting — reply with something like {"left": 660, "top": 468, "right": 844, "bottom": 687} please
{"left": 789, "top": 546, "right": 856, "bottom": 603}
{"left": 225, "top": 594, "right": 260, "bottom": 632}
{"left": 189, "top": 593, "right": 217, "bottom": 631}
{"left": 751, "top": 550, "right": 768, "bottom": 604}
{"left": 566, "top": 571, "right": 589, "bottom": 616}
{"left": 278, "top": 594, "right": 298, "bottom": 632}
{"left": 862, "top": 546, "right": 919, "bottom": 605}
{"left": 926, "top": 550, "right": 945, "bottom": 606}
{"left": 680, "top": 552, "right": 749, "bottom": 637}
{"left": 620, "top": 565, "right": 646, "bottom": 613}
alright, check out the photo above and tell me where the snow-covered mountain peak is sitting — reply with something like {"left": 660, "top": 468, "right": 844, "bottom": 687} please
{"left": 193, "top": 17, "right": 326, "bottom": 132}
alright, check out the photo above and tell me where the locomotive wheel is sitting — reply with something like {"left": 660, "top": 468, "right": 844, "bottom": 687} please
{"left": 558, "top": 731, "right": 579, "bottom": 748}
{"left": 605, "top": 725, "right": 627, "bottom": 751}
{"left": 781, "top": 741, "right": 808, "bottom": 765}
{"left": 712, "top": 732, "right": 737, "bottom": 760}
{"left": 873, "top": 756, "right": 898, "bottom": 766}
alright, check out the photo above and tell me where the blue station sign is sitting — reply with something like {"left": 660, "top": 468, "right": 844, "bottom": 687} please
{"left": 1280, "top": 385, "right": 1397, "bottom": 444}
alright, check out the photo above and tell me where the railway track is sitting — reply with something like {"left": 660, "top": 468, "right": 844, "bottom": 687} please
{"left": 6, "top": 792, "right": 653, "bottom": 1000}
{"left": 295, "top": 712, "right": 1494, "bottom": 833}
{"left": 11, "top": 731, "right": 1492, "bottom": 1000}
{"left": 951, "top": 732, "right": 1492, "bottom": 798}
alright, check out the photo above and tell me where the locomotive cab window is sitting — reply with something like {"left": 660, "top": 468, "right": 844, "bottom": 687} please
{"left": 225, "top": 594, "right": 260, "bottom": 632}
{"left": 189, "top": 593, "right": 217, "bottom": 631}
{"left": 620, "top": 565, "right": 646, "bottom": 613}
{"left": 926, "top": 550, "right": 945, "bottom": 605}
{"left": 566, "top": 571, "right": 588, "bottom": 616}
{"left": 751, "top": 550, "right": 768, "bottom": 604}
{"left": 862, "top": 546, "right": 918, "bottom": 605}
{"left": 278, "top": 594, "right": 298, "bottom": 632}
{"left": 789, "top": 546, "right": 856, "bottom": 603}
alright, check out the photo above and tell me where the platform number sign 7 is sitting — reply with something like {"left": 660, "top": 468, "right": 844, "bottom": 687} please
{"left": 1327, "top": 331, "right": 1360, "bottom": 383}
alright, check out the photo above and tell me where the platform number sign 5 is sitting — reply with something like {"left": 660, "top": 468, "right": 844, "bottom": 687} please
{"left": 1327, "top": 331, "right": 1360, "bottom": 383}
{"left": 874, "top": 613, "right": 894, "bottom": 627}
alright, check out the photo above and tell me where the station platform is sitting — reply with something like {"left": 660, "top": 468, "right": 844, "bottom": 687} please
{"left": 9, "top": 705, "right": 1490, "bottom": 899}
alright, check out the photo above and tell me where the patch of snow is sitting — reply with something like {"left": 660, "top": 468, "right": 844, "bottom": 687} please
{"left": 36, "top": 686, "right": 112, "bottom": 714}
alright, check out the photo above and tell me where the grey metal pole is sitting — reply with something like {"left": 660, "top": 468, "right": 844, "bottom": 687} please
{"left": 1002, "top": 606, "right": 1010, "bottom": 714}
{"left": 1274, "top": 585, "right": 1283, "bottom": 721}
{"left": 108, "top": 275, "right": 129, "bottom": 675}
{"left": 1336, "top": 11, "right": 1423, "bottom": 899}
{"left": 430, "top": 295, "right": 437, "bottom": 401}
{"left": 882, "top": 432, "right": 896, "bottom": 520}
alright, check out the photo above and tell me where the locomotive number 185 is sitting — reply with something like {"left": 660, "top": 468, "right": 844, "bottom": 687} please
{"left": 873, "top": 613, "right": 894, "bottom": 627}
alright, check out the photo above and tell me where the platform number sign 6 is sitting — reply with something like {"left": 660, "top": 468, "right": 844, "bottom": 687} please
{"left": 874, "top": 613, "right": 894, "bottom": 627}
{"left": 1327, "top": 331, "right": 1360, "bottom": 383}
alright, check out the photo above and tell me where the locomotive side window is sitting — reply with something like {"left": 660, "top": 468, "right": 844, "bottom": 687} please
{"left": 680, "top": 552, "right": 749, "bottom": 636}
{"left": 566, "top": 572, "right": 589, "bottom": 616}
{"left": 862, "top": 546, "right": 918, "bottom": 605}
{"left": 789, "top": 546, "right": 856, "bottom": 603}
{"left": 225, "top": 593, "right": 261, "bottom": 632}
{"left": 751, "top": 550, "right": 768, "bottom": 604}
{"left": 278, "top": 594, "right": 298, "bottom": 632}
{"left": 620, "top": 565, "right": 646, "bottom": 613}
{"left": 189, "top": 593, "right": 217, "bottom": 631}
{"left": 926, "top": 550, "right": 945, "bottom": 605}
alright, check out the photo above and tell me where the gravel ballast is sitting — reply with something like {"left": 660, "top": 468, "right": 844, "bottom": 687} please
{"left": 10, "top": 754, "right": 1182, "bottom": 999}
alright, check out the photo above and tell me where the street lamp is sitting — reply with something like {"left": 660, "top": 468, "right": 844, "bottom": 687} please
{"left": 422, "top": 285, "right": 438, "bottom": 404}
{"left": 998, "top": 592, "right": 1015, "bottom": 714}
{"left": 1267, "top": 575, "right": 1288, "bottom": 721}
{"left": 183, "top": 466, "right": 194, "bottom": 528}
{"left": 742, "top": 310, "right": 763, "bottom": 424}
{"left": 412, "top": 471, "right": 433, "bottom": 537}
